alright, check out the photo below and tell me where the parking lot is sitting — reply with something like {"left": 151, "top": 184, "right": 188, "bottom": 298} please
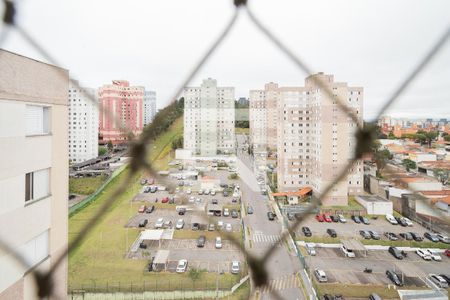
{"left": 306, "top": 247, "right": 450, "bottom": 286}
{"left": 294, "top": 214, "right": 432, "bottom": 240}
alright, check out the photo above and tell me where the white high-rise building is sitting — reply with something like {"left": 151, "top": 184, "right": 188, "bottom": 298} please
{"left": 250, "top": 73, "right": 363, "bottom": 206}
{"left": 183, "top": 78, "right": 235, "bottom": 156}
{"left": 68, "top": 81, "right": 98, "bottom": 163}
{"left": 143, "top": 90, "right": 156, "bottom": 126}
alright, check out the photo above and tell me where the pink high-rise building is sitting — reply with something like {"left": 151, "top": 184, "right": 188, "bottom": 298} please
{"left": 98, "top": 80, "right": 144, "bottom": 144}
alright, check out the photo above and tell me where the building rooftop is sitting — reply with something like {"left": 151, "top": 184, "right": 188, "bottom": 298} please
{"left": 357, "top": 195, "right": 390, "bottom": 202}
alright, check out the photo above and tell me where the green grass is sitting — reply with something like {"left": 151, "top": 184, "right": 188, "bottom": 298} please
{"left": 69, "top": 174, "right": 107, "bottom": 195}
{"left": 235, "top": 128, "right": 249, "bottom": 134}
{"left": 314, "top": 283, "right": 422, "bottom": 299}
{"left": 297, "top": 236, "right": 340, "bottom": 244}
{"left": 360, "top": 238, "right": 449, "bottom": 249}
{"left": 324, "top": 196, "right": 364, "bottom": 211}
{"left": 69, "top": 117, "right": 241, "bottom": 291}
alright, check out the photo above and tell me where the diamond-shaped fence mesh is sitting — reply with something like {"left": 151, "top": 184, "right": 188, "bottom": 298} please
{"left": 0, "top": 0, "right": 449, "bottom": 299}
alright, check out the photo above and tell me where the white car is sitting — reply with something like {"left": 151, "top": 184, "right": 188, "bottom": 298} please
{"left": 426, "top": 249, "right": 441, "bottom": 261}
{"left": 215, "top": 237, "right": 222, "bottom": 249}
{"left": 210, "top": 190, "right": 216, "bottom": 196}
{"left": 429, "top": 274, "right": 448, "bottom": 288}
{"left": 341, "top": 245, "right": 355, "bottom": 258}
{"left": 338, "top": 214, "right": 347, "bottom": 223}
{"left": 231, "top": 261, "right": 240, "bottom": 274}
{"left": 386, "top": 214, "right": 398, "bottom": 225}
{"left": 305, "top": 243, "right": 316, "bottom": 256}
{"left": 175, "top": 219, "right": 184, "bottom": 229}
{"left": 436, "top": 234, "right": 450, "bottom": 244}
{"left": 154, "top": 218, "right": 164, "bottom": 229}
{"left": 223, "top": 208, "right": 230, "bottom": 217}
{"left": 186, "top": 189, "right": 192, "bottom": 195}
{"left": 217, "top": 220, "right": 224, "bottom": 229}
{"left": 225, "top": 223, "right": 232, "bottom": 232}
{"left": 188, "top": 196, "right": 195, "bottom": 203}
{"left": 176, "top": 259, "right": 188, "bottom": 273}
{"left": 416, "top": 249, "right": 432, "bottom": 260}
{"left": 402, "top": 217, "right": 413, "bottom": 226}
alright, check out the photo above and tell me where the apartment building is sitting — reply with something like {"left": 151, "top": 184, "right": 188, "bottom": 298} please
{"left": 68, "top": 81, "right": 98, "bottom": 163}
{"left": 0, "top": 50, "right": 68, "bottom": 299}
{"left": 143, "top": 90, "right": 156, "bottom": 126}
{"left": 98, "top": 80, "right": 144, "bottom": 144}
{"left": 251, "top": 73, "right": 363, "bottom": 205}
{"left": 183, "top": 78, "right": 235, "bottom": 156}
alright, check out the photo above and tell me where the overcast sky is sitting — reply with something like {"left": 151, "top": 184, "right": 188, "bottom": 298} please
{"left": 1, "top": 0, "right": 449, "bottom": 120}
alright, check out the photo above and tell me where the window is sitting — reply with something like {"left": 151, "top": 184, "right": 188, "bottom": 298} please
{"left": 26, "top": 105, "right": 51, "bottom": 135}
{"left": 25, "top": 169, "right": 50, "bottom": 202}
{"left": 21, "top": 230, "right": 49, "bottom": 268}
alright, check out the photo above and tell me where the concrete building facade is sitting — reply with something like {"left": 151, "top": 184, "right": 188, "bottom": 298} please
{"left": 250, "top": 73, "right": 363, "bottom": 205}
{"left": 183, "top": 78, "right": 235, "bottom": 156}
{"left": 98, "top": 80, "right": 144, "bottom": 145}
{"left": 143, "top": 90, "right": 156, "bottom": 126}
{"left": 0, "top": 50, "right": 68, "bottom": 299}
{"left": 68, "top": 81, "right": 98, "bottom": 163}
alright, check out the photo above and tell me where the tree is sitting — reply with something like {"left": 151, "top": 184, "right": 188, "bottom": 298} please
{"left": 171, "top": 136, "right": 183, "bottom": 150}
{"left": 433, "top": 168, "right": 449, "bottom": 185}
{"left": 188, "top": 268, "right": 203, "bottom": 282}
{"left": 228, "top": 173, "right": 239, "bottom": 180}
{"left": 388, "top": 131, "right": 396, "bottom": 139}
{"left": 402, "top": 159, "right": 416, "bottom": 172}
{"left": 98, "top": 146, "right": 108, "bottom": 156}
{"left": 416, "top": 130, "right": 438, "bottom": 147}
{"left": 107, "top": 141, "right": 114, "bottom": 151}
{"left": 445, "top": 135, "right": 450, "bottom": 142}
{"left": 371, "top": 140, "right": 392, "bottom": 177}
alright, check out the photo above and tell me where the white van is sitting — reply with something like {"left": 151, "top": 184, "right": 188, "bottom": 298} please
{"left": 305, "top": 243, "right": 316, "bottom": 256}
{"left": 386, "top": 214, "right": 398, "bottom": 225}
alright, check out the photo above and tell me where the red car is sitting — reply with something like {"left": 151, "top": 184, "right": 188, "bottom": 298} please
{"left": 316, "top": 214, "right": 324, "bottom": 222}
{"left": 161, "top": 197, "right": 169, "bottom": 203}
{"left": 445, "top": 249, "right": 450, "bottom": 257}
{"left": 138, "top": 205, "right": 147, "bottom": 213}
{"left": 323, "top": 214, "right": 332, "bottom": 222}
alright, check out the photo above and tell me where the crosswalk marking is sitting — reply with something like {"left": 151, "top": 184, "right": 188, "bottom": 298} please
{"left": 252, "top": 233, "right": 282, "bottom": 244}
{"left": 260, "top": 274, "right": 300, "bottom": 294}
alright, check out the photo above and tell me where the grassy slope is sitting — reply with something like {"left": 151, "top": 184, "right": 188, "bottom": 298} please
{"left": 69, "top": 174, "right": 107, "bottom": 195}
{"left": 68, "top": 118, "right": 239, "bottom": 290}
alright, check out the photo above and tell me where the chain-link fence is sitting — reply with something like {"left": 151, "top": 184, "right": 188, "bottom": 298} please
{"left": 1, "top": 0, "right": 450, "bottom": 299}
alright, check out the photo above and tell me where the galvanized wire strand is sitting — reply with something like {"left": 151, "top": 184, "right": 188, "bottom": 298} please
{"left": 245, "top": 4, "right": 362, "bottom": 130}
{"left": 374, "top": 25, "right": 450, "bottom": 121}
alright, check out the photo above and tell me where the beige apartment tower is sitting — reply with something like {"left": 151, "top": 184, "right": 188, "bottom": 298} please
{"left": 250, "top": 73, "right": 363, "bottom": 206}
{"left": 0, "top": 50, "right": 68, "bottom": 299}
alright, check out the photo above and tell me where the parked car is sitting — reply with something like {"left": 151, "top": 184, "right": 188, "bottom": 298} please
{"left": 154, "top": 218, "right": 164, "bottom": 229}
{"left": 145, "top": 205, "right": 155, "bottom": 213}
{"left": 400, "top": 232, "right": 413, "bottom": 241}
{"left": 176, "top": 259, "right": 188, "bottom": 273}
{"left": 223, "top": 191, "right": 229, "bottom": 197}
{"left": 429, "top": 274, "right": 448, "bottom": 288}
{"left": 410, "top": 232, "right": 423, "bottom": 241}
{"left": 402, "top": 217, "right": 413, "bottom": 226}
{"left": 225, "top": 223, "right": 232, "bottom": 231}
{"left": 192, "top": 223, "right": 200, "bottom": 231}
{"left": 330, "top": 215, "right": 339, "bottom": 222}
{"left": 369, "top": 294, "right": 382, "bottom": 300}
{"left": 287, "top": 212, "right": 294, "bottom": 220}
{"left": 323, "top": 295, "right": 334, "bottom": 300}
{"left": 302, "top": 226, "right": 312, "bottom": 237}
{"left": 440, "top": 274, "right": 450, "bottom": 285}
{"left": 150, "top": 186, "right": 157, "bottom": 193}
{"left": 223, "top": 208, "right": 230, "bottom": 217}
{"left": 386, "top": 214, "right": 398, "bottom": 225}
{"left": 197, "top": 235, "right": 206, "bottom": 247}
{"left": 143, "top": 186, "right": 151, "bottom": 193}
{"left": 369, "top": 231, "right": 381, "bottom": 240}
{"left": 351, "top": 215, "right": 361, "bottom": 224}
{"left": 338, "top": 214, "right": 347, "bottom": 223}
{"left": 213, "top": 210, "right": 222, "bottom": 217}
{"left": 231, "top": 261, "right": 240, "bottom": 274}
{"left": 175, "top": 219, "right": 184, "bottom": 229}
{"left": 327, "top": 229, "right": 337, "bottom": 238}
{"left": 208, "top": 223, "right": 215, "bottom": 231}
{"left": 341, "top": 245, "right": 356, "bottom": 258}
{"left": 386, "top": 270, "right": 403, "bottom": 286}
{"left": 396, "top": 217, "right": 408, "bottom": 227}
{"left": 305, "top": 243, "right": 316, "bottom": 256}
{"left": 198, "top": 190, "right": 203, "bottom": 195}
{"left": 436, "top": 234, "right": 450, "bottom": 244}
{"left": 316, "top": 214, "right": 325, "bottom": 222}
{"left": 138, "top": 205, "right": 147, "bottom": 213}
{"left": 361, "top": 216, "right": 370, "bottom": 225}
{"left": 186, "top": 188, "right": 192, "bottom": 194}
{"left": 416, "top": 249, "right": 432, "bottom": 260}
{"left": 210, "top": 190, "right": 216, "bottom": 196}
{"left": 140, "top": 179, "right": 148, "bottom": 185}
{"left": 424, "top": 232, "right": 440, "bottom": 242}
{"left": 211, "top": 199, "right": 218, "bottom": 204}
{"left": 163, "top": 220, "right": 173, "bottom": 229}
{"left": 231, "top": 209, "right": 239, "bottom": 218}
{"left": 247, "top": 206, "right": 254, "bottom": 214}
{"left": 323, "top": 214, "right": 332, "bottom": 222}
{"left": 388, "top": 246, "right": 404, "bottom": 259}
{"left": 204, "top": 189, "right": 210, "bottom": 195}
{"left": 445, "top": 249, "right": 450, "bottom": 257}
{"left": 426, "top": 249, "right": 441, "bottom": 261}
{"left": 267, "top": 212, "right": 276, "bottom": 221}
{"left": 314, "top": 269, "right": 328, "bottom": 282}
{"left": 138, "top": 219, "right": 148, "bottom": 227}
{"left": 385, "top": 232, "right": 399, "bottom": 241}
{"left": 215, "top": 237, "right": 222, "bottom": 249}
{"left": 359, "top": 230, "right": 371, "bottom": 239}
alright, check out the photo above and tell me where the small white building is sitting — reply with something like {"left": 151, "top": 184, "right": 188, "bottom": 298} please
{"left": 143, "top": 90, "right": 156, "bottom": 126}
{"left": 355, "top": 195, "right": 393, "bottom": 215}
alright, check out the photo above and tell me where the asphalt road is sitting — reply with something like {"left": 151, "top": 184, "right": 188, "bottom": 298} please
{"left": 236, "top": 135, "right": 306, "bottom": 300}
